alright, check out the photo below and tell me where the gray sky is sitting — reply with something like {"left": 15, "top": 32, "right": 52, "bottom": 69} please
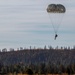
{"left": 0, "top": 0, "right": 75, "bottom": 49}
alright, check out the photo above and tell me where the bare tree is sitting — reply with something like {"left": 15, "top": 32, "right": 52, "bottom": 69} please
{"left": 2, "top": 48, "right": 7, "bottom": 52}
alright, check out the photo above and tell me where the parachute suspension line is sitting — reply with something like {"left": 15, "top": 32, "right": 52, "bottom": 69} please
{"left": 48, "top": 14, "right": 57, "bottom": 34}
{"left": 55, "top": 13, "right": 65, "bottom": 34}
{"left": 48, "top": 13, "right": 65, "bottom": 35}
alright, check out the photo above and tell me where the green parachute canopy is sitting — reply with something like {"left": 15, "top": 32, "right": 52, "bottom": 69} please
{"left": 47, "top": 4, "right": 66, "bottom": 13}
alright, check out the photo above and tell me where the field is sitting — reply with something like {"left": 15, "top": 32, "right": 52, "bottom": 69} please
{"left": 7, "top": 74, "right": 75, "bottom": 75}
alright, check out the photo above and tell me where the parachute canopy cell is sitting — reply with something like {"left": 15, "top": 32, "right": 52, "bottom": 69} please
{"left": 47, "top": 4, "right": 66, "bottom": 13}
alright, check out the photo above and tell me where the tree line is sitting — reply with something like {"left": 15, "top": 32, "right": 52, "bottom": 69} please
{"left": 0, "top": 45, "right": 75, "bottom": 52}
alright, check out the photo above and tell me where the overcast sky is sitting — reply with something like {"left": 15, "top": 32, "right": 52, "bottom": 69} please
{"left": 0, "top": 0, "right": 75, "bottom": 50}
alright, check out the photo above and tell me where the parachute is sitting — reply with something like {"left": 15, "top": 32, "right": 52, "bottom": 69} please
{"left": 47, "top": 4, "right": 66, "bottom": 39}
{"left": 47, "top": 4, "right": 66, "bottom": 13}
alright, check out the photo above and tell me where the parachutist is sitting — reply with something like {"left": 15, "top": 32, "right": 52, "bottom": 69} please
{"left": 55, "top": 34, "right": 58, "bottom": 40}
